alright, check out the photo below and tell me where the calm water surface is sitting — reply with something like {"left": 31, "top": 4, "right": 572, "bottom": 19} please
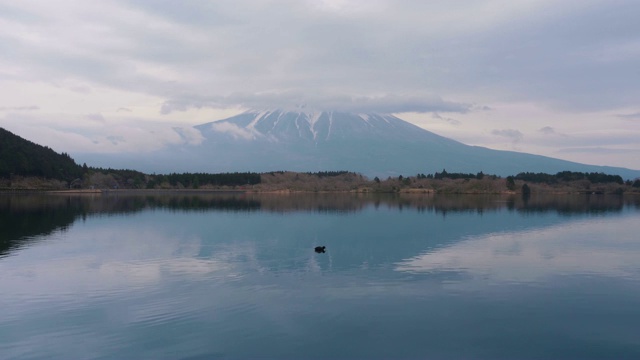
{"left": 1, "top": 193, "right": 639, "bottom": 359}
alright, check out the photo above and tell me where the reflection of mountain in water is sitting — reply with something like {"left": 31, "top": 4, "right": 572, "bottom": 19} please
{"left": 1, "top": 193, "right": 638, "bottom": 259}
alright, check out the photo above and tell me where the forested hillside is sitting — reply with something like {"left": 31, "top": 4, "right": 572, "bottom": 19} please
{"left": 0, "top": 128, "right": 84, "bottom": 180}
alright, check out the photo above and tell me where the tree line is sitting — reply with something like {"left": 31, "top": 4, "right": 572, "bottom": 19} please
{"left": 147, "top": 172, "right": 261, "bottom": 189}
{"left": 514, "top": 171, "right": 624, "bottom": 185}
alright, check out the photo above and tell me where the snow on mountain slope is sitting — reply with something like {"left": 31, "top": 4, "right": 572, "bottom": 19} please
{"left": 195, "top": 110, "right": 457, "bottom": 145}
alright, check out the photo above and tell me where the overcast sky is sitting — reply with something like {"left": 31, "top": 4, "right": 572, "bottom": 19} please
{"left": 1, "top": 0, "right": 639, "bottom": 169}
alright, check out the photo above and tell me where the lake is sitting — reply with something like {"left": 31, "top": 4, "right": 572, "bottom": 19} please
{"left": 1, "top": 192, "right": 640, "bottom": 359}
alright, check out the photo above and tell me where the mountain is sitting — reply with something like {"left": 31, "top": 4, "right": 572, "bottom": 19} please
{"left": 80, "top": 110, "right": 640, "bottom": 179}
{"left": 0, "top": 127, "right": 83, "bottom": 180}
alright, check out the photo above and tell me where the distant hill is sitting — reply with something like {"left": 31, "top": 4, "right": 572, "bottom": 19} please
{"left": 0, "top": 127, "right": 83, "bottom": 181}
{"left": 79, "top": 110, "right": 640, "bottom": 179}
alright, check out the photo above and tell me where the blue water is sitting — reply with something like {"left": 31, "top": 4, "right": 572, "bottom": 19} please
{"left": 1, "top": 193, "right": 639, "bottom": 359}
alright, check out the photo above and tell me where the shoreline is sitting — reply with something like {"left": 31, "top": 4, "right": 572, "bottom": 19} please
{"left": 0, "top": 188, "right": 637, "bottom": 196}
{"left": 48, "top": 189, "right": 248, "bottom": 194}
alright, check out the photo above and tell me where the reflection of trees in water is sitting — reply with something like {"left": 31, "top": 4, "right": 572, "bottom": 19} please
{"left": 113, "top": 194, "right": 262, "bottom": 213}
{"left": 244, "top": 193, "right": 368, "bottom": 214}
{"left": 624, "top": 195, "right": 640, "bottom": 208}
{"left": 517, "top": 194, "right": 629, "bottom": 215}
{"left": 0, "top": 195, "right": 84, "bottom": 256}
{"left": 1, "top": 193, "right": 638, "bottom": 257}
{"left": 364, "top": 193, "right": 636, "bottom": 216}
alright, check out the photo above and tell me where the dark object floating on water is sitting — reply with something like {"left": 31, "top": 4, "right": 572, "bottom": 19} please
{"left": 314, "top": 246, "right": 326, "bottom": 253}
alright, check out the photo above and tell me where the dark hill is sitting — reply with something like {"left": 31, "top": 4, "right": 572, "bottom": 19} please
{"left": 0, "top": 127, "right": 83, "bottom": 181}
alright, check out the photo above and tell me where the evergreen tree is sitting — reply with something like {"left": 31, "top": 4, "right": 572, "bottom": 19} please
{"left": 506, "top": 176, "right": 516, "bottom": 191}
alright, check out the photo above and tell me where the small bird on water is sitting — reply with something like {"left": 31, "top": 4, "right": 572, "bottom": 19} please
{"left": 314, "top": 246, "right": 326, "bottom": 253}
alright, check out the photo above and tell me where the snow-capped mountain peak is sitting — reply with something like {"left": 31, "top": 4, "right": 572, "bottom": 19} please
{"left": 195, "top": 109, "right": 445, "bottom": 144}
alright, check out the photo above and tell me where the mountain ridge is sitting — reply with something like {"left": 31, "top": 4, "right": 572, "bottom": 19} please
{"left": 75, "top": 110, "right": 640, "bottom": 179}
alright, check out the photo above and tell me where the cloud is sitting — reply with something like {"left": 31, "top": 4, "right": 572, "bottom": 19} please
{"left": 616, "top": 112, "right": 640, "bottom": 120}
{"left": 535, "top": 131, "right": 639, "bottom": 148}
{"left": 171, "top": 126, "right": 205, "bottom": 145}
{"left": 538, "top": 126, "right": 570, "bottom": 138}
{"left": 161, "top": 93, "right": 471, "bottom": 114}
{"left": 538, "top": 126, "right": 555, "bottom": 135}
{"left": 208, "top": 122, "right": 257, "bottom": 140}
{"left": 0, "top": 105, "right": 39, "bottom": 111}
{"left": 6, "top": 1, "right": 638, "bottom": 113}
{"left": 69, "top": 85, "right": 92, "bottom": 94}
{"left": 106, "top": 135, "right": 125, "bottom": 145}
{"left": 0, "top": 113, "right": 205, "bottom": 154}
{"left": 557, "top": 147, "right": 640, "bottom": 155}
{"left": 432, "top": 112, "right": 461, "bottom": 126}
{"left": 491, "top": 129, "right": 523, "bottom": 142}
{"left": 86, "top": 113, "right": 105, "bottom": 122}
